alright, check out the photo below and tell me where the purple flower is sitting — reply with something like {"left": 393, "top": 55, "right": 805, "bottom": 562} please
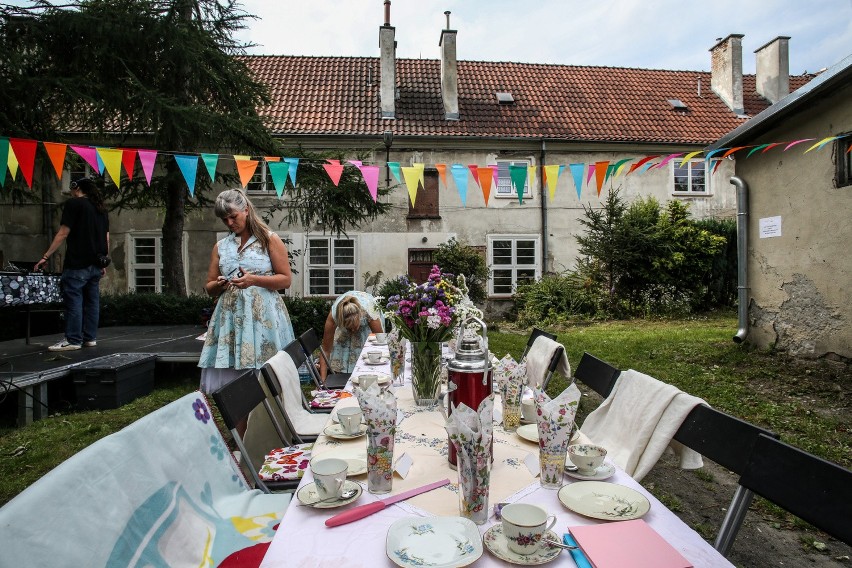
{"left": 193, "top": 399, "right": 210, "bottom": 423}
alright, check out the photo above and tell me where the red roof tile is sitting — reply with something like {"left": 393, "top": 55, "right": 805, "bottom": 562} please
{"left": 242, "top": 55, "right": 814, "bottom": 145}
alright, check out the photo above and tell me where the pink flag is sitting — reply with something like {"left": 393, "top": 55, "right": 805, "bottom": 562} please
{"left": 784, "top": 139, "right": 815, "bottom": 151}
{"left": 324, "top": 160, "right": 344, "bottom": 186}
{"left": 138, "top": 149, "right": 158, "bottom": 186}
{"left": 71, "top": 145, "right": 101, "bottom": 173}
{"left": 360, "top": 165, "right": 380, "bottom": 201}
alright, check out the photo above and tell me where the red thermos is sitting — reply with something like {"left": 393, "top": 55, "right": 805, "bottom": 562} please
{"left": 445, "top": 315, "right": 493, "bottom": 468}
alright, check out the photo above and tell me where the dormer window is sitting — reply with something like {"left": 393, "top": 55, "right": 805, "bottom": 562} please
{"left": 496, "top": 92, "right": 515, "bottom": 105}
{"left": 668, "top": 99, "right": 688, "bottom": 111}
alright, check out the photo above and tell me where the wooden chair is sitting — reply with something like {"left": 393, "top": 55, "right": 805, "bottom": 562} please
{"left": 671, "top": 406, "right": 778, "bottom": 555}
{"left": 735, "top": 433, "right": 852, "bottom": 546}
{"left": 211, "top": 370, "right": 301, "bottom": 493}
{"left": 573, "top": 352, "right": 620, "bottom": 398}
{"left": 298, "top": 328, "right": 351, "bottom": 390}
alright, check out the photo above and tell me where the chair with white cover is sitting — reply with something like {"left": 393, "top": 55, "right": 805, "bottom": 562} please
{"left": 520, "top": 327, "right": 557, "bottom": 359}
{"left": 523, "top": 335, "right": 571, "bottom": 391}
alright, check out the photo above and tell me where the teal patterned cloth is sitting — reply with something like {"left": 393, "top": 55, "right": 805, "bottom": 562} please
{"left": 328, "top": 290, "right": 384, "bottom": 373}
{"left": 0, "top": 392, "right": 290, "bottom": 567}
{"left": 199, "top": 232, "right": 295, "bottom": 370}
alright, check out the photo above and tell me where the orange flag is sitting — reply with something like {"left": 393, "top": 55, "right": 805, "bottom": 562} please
{"left": 593, "top": 161, "right": 609, "bottom": 196}
{"left": 42, "top": 142, "right": 67, "bottom": 181}
{"left": 477, "top": 166, "right": 493, "bottom": 206}
{"left": 235, "top": 157, "right": 259, "bottom": 188}
{"left": 435, "top": 163, "right": 448, "bottom": 188}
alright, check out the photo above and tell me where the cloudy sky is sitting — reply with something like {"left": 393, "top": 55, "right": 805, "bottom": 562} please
{"left": 235, "top": 0, "right": 852, "bottom": 75}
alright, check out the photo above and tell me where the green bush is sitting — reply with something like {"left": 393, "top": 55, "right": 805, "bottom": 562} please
{"left": 514, "top": 272, "right": 603, "bottom": 325}
{"left": 283, "top": 295, "right": 331, "bottom": 336}
{"left": 434, "top": 238, "right": 490, "bottom": 305}
{"left": 694, "top": 217, "right": 737, "bottom": 309}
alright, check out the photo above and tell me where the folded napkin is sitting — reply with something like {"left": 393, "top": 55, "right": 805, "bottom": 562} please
{"left": 534, "top": 383, "right": 582, "bottom": 448}
{"left": 525, "top": 336, "right": 571, "bottom": 387}
{"left": 580, "top": 369, "right": 705, "bottom": 481}
{"left": 354, "top": 382, "right": 397, "bottom": 444}
{"left": 445, "top": 396, "right": 494, "bottom": 523}
{"left": 386, "top": 328, "right": 406, "bottom": 379}
{"left": 493, "top": 353, "right": 526, "bottom": 393}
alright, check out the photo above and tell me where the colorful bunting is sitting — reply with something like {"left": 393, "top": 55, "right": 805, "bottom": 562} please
{"left": 721, "top": 147, "right": 747, "bottom": 159}
{"left": 784, "top": 139, "right": 814, "bottom": 151}
{"left": 387, "top": 162, "right": 402, "bottom": 184}
{"left": 435, "top": 163, "right": 448, "bottom": 188}
{"left": 804, "top": 136, "right": 840, "bottom": 153}
{"left": 174, "top": 154, "right": 199, "bottom": 196}
{"left": 7, "top": 144, "right": 18, "bottom": 180}
{"left": 612, "top": 158, "right": 632, "bottom": 179}
{"left": 585, "top": 163, "right": 596, "bottom": 185}
{"left": 267, "top": 161, "right": 288, "bottom": 197}
{"left": 761, "top": 142, "right": 783, "bottom": 154}
{"left": 678, "top": 151, "right": 704, "bottom": 167}
{"left": 235, "top": 157, "right": 259, "bottom": 188}
{"left": 657, "top": 153, "right": 684, "bottom": 169}
{"left": 628, "top": 155, "right": 658, "bottom": 174}
{"left": 71, "top": 145, "right": 101, "bottom": 173}
{"left": 323, "top": 159, "right": 344, "bottom": 186}
{"left": 360, "top": 165, "right": 380, "bottom": 202}
{"left": 138, "top": 150, "right": 157, "bottom": 186}
{"left": 509, "top": 164, "right": 527, "bottom": 204}
{"left": 746, "top": 143, "right": 772, "bottom": 158}
{"left": 42, "top": 142, "right": 67, "bottom": 181}
{"left": 477, "top": 166, "right": 493, "bottom": 206}
{"left": 569, "top": 163, "right": 584, "bottom": 200}
{"left": 285, "top": 158, "right": 300, "bottom": 187}
{"left": 528, "top": 165, "right": 537, "bottom": 193}
{"left": 95, "top": 148, "right": 105, "bottom": 175}
{"left": 401, "top": 165, "right": 422, "bottom": 206}
{"left": 593, "top": 161, "right": 609, "bottom": 196}
{"left": 9, "top": 138, "right": 37, "bottom": 188}
{"left": 122, "top": 149, "right": 137, "bottom": 179}
{"left": 543, "top": 165, "right": 561, "bottom": 199}
{"left": 450, "top": 164, "right": 469, "bottom": 206}
{"left": 0, "top": 138, "right": 8, "bottom": 188}
{"left": 97, "top": 148, "right": 123, "bottom": 187}
{"left": 467, "top": 164, "right": 481, "bottom": 189}
{"left": 201, "top": 153, "right": 219, "bottom": 182}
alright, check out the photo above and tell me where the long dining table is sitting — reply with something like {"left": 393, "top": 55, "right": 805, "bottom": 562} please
{"left": 260, "top": 338, "right": 734, "bottom": 568}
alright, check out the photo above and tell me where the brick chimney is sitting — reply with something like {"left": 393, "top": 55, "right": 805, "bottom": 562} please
{"left": 710, "top": 34, "right": 745, "bottom": 115}
{"left": 755, "top": 36, "right": 791, "bottom": 104}
{"left": 379, "top": 0, "right": 396, "bottom": 119}
{"left": 439, "top": 11, "right": 459, "bottom": 120}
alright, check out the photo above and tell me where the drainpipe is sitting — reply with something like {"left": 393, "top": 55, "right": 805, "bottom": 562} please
{"left": 540, "top": 140, "right": 548, "bottom": 274}
{"left": 731, "top": 175, "right": 749, "bottom": 343}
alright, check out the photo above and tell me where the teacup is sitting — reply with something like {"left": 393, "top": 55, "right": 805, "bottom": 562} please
{"left": 500, "top": 503, "right": 557, "bottom": 555}
{"left": 567, "top": 444, "right": 607, "bottom": 475}
{"left": 521, "top": 398, "right": 536, "bottom": 422}
{"left": 311, "top": 458, "right": 348, "bottom": 501}
{"left": 374, "top": 332, "right": 388, "bottom": 345}
{"left": 366, "top": 350, "right": 382, "bottom": 364}
{"left": 358, "top": 373, "right": 379, "bottom": 390}
{"left": 337, "top": 406, "right": 363, "bottom": 435}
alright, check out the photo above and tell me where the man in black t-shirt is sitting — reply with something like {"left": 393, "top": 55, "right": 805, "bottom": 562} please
{"left": 35, "top": 178, "right": 110, "bottom": 351}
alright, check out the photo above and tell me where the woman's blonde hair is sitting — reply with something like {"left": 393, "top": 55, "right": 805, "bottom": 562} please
{"left": 214, "top": 188, "right": 272, "bottom": 251}
{"left": 336, "top": 295, "right": 364, "bottom": 332}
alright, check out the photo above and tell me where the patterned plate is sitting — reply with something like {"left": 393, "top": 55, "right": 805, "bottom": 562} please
{"left": 557, "top": 481, "right": 650, "bottom": 521}
{"left": 296, "top": 480, "right": 362, "bottom": 509}
{"left": 323, "top": 423, "right": 368, "bottom": 440}
{"left": 482, "top": 525, "right": 561, "bottom": 565}
{"left": 386, "top": 516, "right": 483, "bottom": 568}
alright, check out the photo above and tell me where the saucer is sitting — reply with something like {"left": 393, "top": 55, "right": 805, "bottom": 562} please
{"left": 351, "top": 372, "right": 391, "bottom": 385}
{"left": 516, "top": 424, "right": 580, "bottom": 445}
{"left": 323, "top": 423, "right": 368, "bottom": 440}
{"left": 361, "top": 354, "right": 390, "bottom": 365}
{"left": 386, "top": 516, "right": 483, "bottom": 568}
{"left": 482, "top": 524, "right": 561, "bottom": 565}
{"left": 296, "top": 479, "right": 362, "bottom": 509}
{"left": 564, "top": 461, "right": 615, "bottom": 481}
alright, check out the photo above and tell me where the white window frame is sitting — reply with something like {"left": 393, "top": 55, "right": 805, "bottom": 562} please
{"left": 487, "top": 235, "right": 541, "bottom": 297}
{"left": 127, "top": 231, "right": 189, "bottom": 293}
{"left": 304, "top": 235, "right": 358, "bottom": 297}
{"left": 495, "top": 159, "right": 534, "bottom": 199}
{"left": 672, "top": 159, "right": 714, "bottom": 195}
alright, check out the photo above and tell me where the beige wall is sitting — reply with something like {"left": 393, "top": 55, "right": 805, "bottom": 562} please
{"left": 733, "top": 84, "right": 852, "bottom": 359}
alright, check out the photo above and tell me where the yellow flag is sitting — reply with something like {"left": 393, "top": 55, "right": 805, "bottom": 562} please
{"left": 97, "top": 148, "right": 124, "bottom": 187}
{"left": 7, "top": 145, "right": 18, "bottom": 179}
{"left": 543, "top": 165, "right": 560, "bottom": 200}
{"left": 401, "top": 166, "right": 422, "bottom": 206}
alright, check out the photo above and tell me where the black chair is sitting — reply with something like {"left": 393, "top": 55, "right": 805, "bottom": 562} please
{"left": 259, "top": 348, "right": 328, "bottom": 444}
{"left": 211, "top": 369, "right": 300, "bottom": 493}
{"left": 573, "top": 352, "right": 620, "bottom": 398}
{"left": 736, "top": 433, "right": 852, "bottom": 546}
{"left": 520, "top": 327, "right": 557, "bottom": 359}
{"left": 298, "top": 328, "right": 351, "bottom": 390}
{"left": 671, "top": 406, "right": 779, "bottom": 555}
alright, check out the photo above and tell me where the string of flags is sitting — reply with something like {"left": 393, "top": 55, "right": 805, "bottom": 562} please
{"left": 1, "top": 134, "right": 850, "bottom": 207}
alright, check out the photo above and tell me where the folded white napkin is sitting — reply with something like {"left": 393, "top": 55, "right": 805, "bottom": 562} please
{"left": 580, "top": 369, "right": 705, "bottom": 481}
{"left": 525, "top": 336, "right": 571, "bottom": 387}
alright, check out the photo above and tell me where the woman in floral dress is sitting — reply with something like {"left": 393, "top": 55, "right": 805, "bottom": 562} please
{"left": 320, "top": 290, "right": 384, "bottom": 380}
{"left": 198, "top": 189, "right": 295, "bottom": 432}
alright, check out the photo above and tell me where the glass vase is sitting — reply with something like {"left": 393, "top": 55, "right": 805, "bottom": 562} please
{"left": 410, "top": 340, "right": 442, "bottom": 406}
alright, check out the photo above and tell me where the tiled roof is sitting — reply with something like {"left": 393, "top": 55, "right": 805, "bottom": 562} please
{"left": 243, "top": 55, "right": 814, "bottom": 146}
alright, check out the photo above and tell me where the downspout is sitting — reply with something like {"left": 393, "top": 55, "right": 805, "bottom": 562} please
{"left": 731, "top": 176, "right": 749, "bottom": 343}
{"left": 540, "top": 140, "right": 548, "bottom": 274}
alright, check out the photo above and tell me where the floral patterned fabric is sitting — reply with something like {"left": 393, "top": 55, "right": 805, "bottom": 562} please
{"left": 199, "top": 232, "right": 295, "bottom": 372}
{"left": 259, "top": 444, "right": 314, "bottom": 481}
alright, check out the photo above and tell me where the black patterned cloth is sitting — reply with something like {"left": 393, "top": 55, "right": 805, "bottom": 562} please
{"left": 1, "top": 272, "right": 62, "bottom": 307}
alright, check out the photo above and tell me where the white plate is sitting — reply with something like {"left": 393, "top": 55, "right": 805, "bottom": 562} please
{"left": 296, "top": 480, "right": 362, "bottom": 509}
{"left": 361, "top": 354, "right": 391, "bottom": 365}
{"left": 564, "top": 462, "right": 616, "bottom": 481}
{"left": 482, "top": 524, "right": 561, "bottom": 565}
{"left": 351, "top": 372, "right": 391, "bottom": 385}
{"left": 557, "top": 481, "right": 651, "bottom": 521}
{"left": 516, "top": 424, "right": 580, "bottom": 445}
{"left": 310, "top": 454, "right": 368, "bottom": 477}
{"left": 386, "top": 516, "right": 483, "bottom": 568}
{"left": 323, "top": 423, "right": 368, "bottom": 440}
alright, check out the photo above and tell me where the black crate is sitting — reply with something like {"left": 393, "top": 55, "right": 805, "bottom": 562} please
{"left": 72, "top": 353, "right": 156, "bottom": 410}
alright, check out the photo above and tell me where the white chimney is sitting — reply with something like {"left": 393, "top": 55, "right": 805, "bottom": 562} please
{"left": 440, "top": 11, "right": 459, "bottom": 120}
{"left": 379, "top": 0, "right": 396, "bottom": 119}
{"left": 755, "top": 36, "right": 791, "bottom": 104}
{"left": 710, "top": 34, "right": 745, "bottom": 115}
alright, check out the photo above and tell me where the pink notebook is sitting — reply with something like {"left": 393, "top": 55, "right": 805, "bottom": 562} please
{"left": 569, "top": 519, "right": 693, "bottom": 568}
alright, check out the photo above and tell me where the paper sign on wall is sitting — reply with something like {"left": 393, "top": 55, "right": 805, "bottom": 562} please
{"left": 759, "top": 216, "right": 782, "bottom": 238}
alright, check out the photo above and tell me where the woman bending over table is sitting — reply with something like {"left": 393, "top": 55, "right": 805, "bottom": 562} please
{"left": 320, "top": 291, "right": 384, "bottom": 380}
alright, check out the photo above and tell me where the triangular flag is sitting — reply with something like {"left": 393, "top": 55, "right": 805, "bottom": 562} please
{"left": 585, "top": 164, "right": 596, "bottom": 185}
{"left": 639, "top": 161, "right": 657, "bottom": 174}
{"left": 569, "top": 163, "right": 584, "bottom": 200}
{"left": 509, "top": 164, "right": 528, "bottom": 204}
{"left": 43, "top": 142, "right": 67, "bottom": 181}
{"left": 235, "top": 158, "right": 259, "bottom": 188}
{"left": 360, "top": 165, "right": 380, "bottom": 202}
{"left": 174, "top": 154, "right": 199, "bottom": 196}
{"left": 704, "top": 148, "right": 726, "bottom": 162}
{"left": 721, "top": 147, "right": 747, "bottom": 159}
{"left": 604, "top": 164, "right": 615, "bottom": 183}
{"left": 784, "top": 139, "right": 814, "bottom": 151}
{"left": 467, "top": 164, "right": 481, "bottom": 188}
{"left": 138, "top": 149, "right": 157, "bottom": 186}
{"left": 9, "top": 138, "right": 37, "bottom": 188}
{"left": 552, "top": 166, "right": 565, "bottom": 201}
{"left": 387, "top": 162, "right": 402, "bottom": 184}
{"left": 435, "top": 163, "right": 448, "bottom": 188}
{"left": 657, "top": 153, "right": 684, "bottom": 169}
{"left": 612, "top": 158, "right": 632, "bottom": 179}
{"left": 0, "top": 138, "right": 8, "bottom": 187}
{"left": 201, "top": 153, "right": 219, "bottom": 182}
{"left": 401, "top": 166, "right": 422, "bottom": 206}
{"left": 678, "top": 151, "right": 704, "bottom": 167}
{"left": 347, "top": 159, "right": 363, "bottom": 168}
{"left": 285, "top": 157, "right": 300, "bottom": 187}
{"left": 528, "top": 165, "right": 537, "bottom": 192}
{"left": 628, "top": 155, "right": 658, "bottom": 174}
{"left": 760, "top": 142, "right": 783, "bottom": 154}
{"left": 7, "top": 144, "right": 19, "bottom": 180}
{"left": 544, "top": 164, "right": 561, "bottom": 198}
{"left": 477, "top": 167, "right": 493, "bottom": 206}
{"left": 450, "top": 164, "right": 469, "bottom": 206}
{"left": 414, "top": 163, "right": 425, "bottom": 190}
{"left": 267, "top": 161, "right": 288, "bottom": 197}
{"left": 804, "top": 136, "right": 840, "bottom": 153}
{"left": 97, "top": 148, "right": 123, "bottom": 187}
{"left": 323, "top": 159, "right": 344, "bottom": 186}
{"left": 593, "top": 161, "right": 609, "bottom": 196}
{"left": 746, "top": 143, "right": 772, "bottom": 158}
{"left": 122, "top": 148, "right": 137, "bottom": 179}
{"left": 490, "top": 164, "right": 499, "bottom": 189}
{"left": 95, "top": 148, "right": 105, "bottom": 175}
{"left": 70, "top": 145, "right": 100, "bottom": 173}
{"left": 712, "top": 159, "right": 725, "bottom": 174}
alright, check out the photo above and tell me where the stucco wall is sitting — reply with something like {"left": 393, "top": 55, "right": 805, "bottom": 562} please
{"left": 734, "top": 85, "right": 852, "bottom": 359}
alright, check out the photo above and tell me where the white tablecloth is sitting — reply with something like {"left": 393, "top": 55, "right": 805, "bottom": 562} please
{"left": 261, "top": 340, "right": 733, "bottom": 568}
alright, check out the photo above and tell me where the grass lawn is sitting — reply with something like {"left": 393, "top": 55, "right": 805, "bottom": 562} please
{"left": 1, "top": 311, "right": 849, "bottom": 508}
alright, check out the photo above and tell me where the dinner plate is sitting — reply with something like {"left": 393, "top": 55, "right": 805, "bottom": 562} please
{"left": 323, "top": 423, "right": 368, "bottom": 440}
{"left": 386, "top": 516, "right": 483, "bottom": 568}
{"left": 296, "top": 480, "right": 362, "bottom": 509}
{"left": 351, "top": 372, "right": 391, "bottom": 385}
{"left": 564, "top": 461, "right": 616, "bottom": 481}
{"left": 482, "top": 524, "right": 561, "bottom": 565}
{"left": 516, "top": 424, "right": 580, "bottom": 445}
{"left": 557, "top": 481, "right": 650, "bottom": 521}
